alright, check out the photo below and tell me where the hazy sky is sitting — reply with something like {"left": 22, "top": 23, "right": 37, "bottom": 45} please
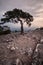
{"left": 0, "top": 0, "right": 43, "bottom": 27}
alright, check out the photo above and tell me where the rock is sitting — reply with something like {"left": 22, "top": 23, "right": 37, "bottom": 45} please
{"left": 32, "top": 43, "right": 43, "bottom": 65}
{"left": 11, "top": 47, "right": 16, "bottom": 51}
{"left": 6, "top": 40, "right": 9, "bottom": 42}
{"left": 28, "top": 48, "right": 33, "bottom": 56}
{"left": 16, "top": 47, "right": 18, "bottom": 50}
{"left": 7, "top": 45, "right": 11, "bottom": 49}
{"left": 0, "top": 29, "right": 43, "bottom": 65}
{"left": 40, "top": 39, "right": 43, "bottom": 43}
{"left": 16, "top": 58, "right": 23, "bottom": 65}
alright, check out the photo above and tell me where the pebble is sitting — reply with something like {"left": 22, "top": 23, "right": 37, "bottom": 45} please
{"left": 16, "top": 47, "right": 18, "bottom": 50}
{"left": 11, "top": 47, "right": 15, "bottom": 51}
{"left": 40, "top": 39, "right": 43, "bottom": 43}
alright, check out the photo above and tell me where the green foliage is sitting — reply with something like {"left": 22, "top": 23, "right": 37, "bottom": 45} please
{"left": 1, "top": 8, "right": 33, "bottom": 23}
{"left": 1, "top": 18, "right": 10, "bottom": 23}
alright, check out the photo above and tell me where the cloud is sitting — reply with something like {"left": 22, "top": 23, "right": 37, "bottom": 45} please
{"left": 0, "top": 0, "right": 43, "bottom": 28}
{"left": 32, "top": 17, "right": 43, "bottom": 28}
{"left": 0, "top": 0, "right": 43, "bottom": 10}
{"left": 0, "top": 0, "right": 43, "bottom": 18}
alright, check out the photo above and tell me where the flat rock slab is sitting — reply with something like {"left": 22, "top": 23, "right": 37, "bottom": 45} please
{"left": 36, "top": 44, "right": 43, "bottom": 60}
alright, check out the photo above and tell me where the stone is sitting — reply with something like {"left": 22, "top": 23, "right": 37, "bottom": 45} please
{"left": 40, "top": 39, "right": 43, "bottom": 43}
{"left": 11, "top": 47, "right": 15, "bottom": 51}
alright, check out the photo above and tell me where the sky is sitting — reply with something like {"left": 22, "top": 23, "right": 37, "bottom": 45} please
{"left": 0, "top": 0, "right": 43, "bottom": 29}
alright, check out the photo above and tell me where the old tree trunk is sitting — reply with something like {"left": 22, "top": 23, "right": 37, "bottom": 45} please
{"left": 20, "top": 20, "right": 24, "bottom": 34}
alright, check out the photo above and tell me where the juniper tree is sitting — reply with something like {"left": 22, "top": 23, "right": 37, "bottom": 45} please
{"left": 1, "top": 8, "right": 33, "bottom": 34}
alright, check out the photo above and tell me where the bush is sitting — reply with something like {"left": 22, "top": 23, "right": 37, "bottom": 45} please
{"left": 0, "top": 26, "right": 11, "bottom": 35}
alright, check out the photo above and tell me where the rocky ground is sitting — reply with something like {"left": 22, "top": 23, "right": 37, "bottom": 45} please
{"left": 0, "top": 29, "right": 43, "bottom": 65}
